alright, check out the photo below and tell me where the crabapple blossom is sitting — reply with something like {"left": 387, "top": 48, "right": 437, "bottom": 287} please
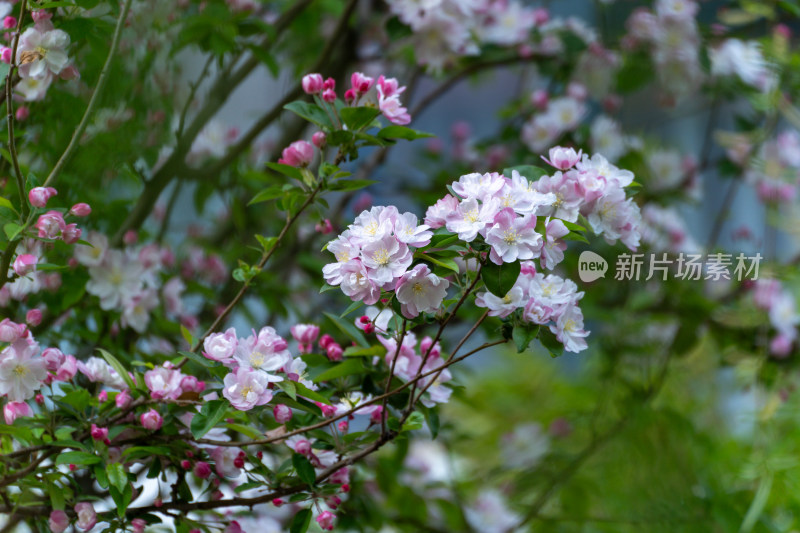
{"left": 424, "top": 194, "right": 459, "bottom": 229}
{"left": 360, "top": 235, "right": 413, "bottom": 285}
{"left": 26, "top": 309, "right": 42, "bottom": 326}
{"left": 90, "top": 424, "right": 108, "bottom": 441}
{"left": 18, "top": 26, "right": 71, "bottom": 79}
{"left": 233, "top": 327, "right": 291, "bottom": 376}
{"left": 0, "top": 339, "right": 47, "bottom": 401}
{"left": 395, "top": 264, "right": 450, "bottom": 318}
{"left": 316, "top": 511, "right": 336, "bottom": 531}
{"left": 476, "top": 285, "right": 526, "bottom": 318}
{"left": 540, "top": 218, "right": 569, "bottom": 270}
{"left": 222, "top": 367, "right": 274, "bottom": 410}
{"left": 203, "top": 328, "right": 238, "bottom": 361}
{"left": 484, "top": 208, "right": 542, "bottom": 265}
{"left": 74, "top": 502, "right": 96, "bottom": 531}
{"left": 445, "top": 196, "right": 501, "bottom": 242}
{"left": 144, "top": 366, "right": 183, "bottom": 400}
{"left": 542, "top": 146, "right": 582, "bottom": 170}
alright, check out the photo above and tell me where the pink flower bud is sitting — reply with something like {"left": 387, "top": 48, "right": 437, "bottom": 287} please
{"left": 26, "top": 309, "right": 42, "bottom": 326}
{"left": 3, "top": 401, "right": 32, "bottom": 424}
{"left": 338, "top": 420, "right": 348, "bottom": 432}
{"left": 225, "top": 521, "right": 242, "bottom": 533}
{"left": 75, "top": 502, "right": 96, "bottom": 531}
{"left": 140, "top": 408, "right": 163, "bottom": 430}
{"left": 69, "top": 203, "right": 91, "bottom": 217}
{"left": 319, "top": 334, "right": 334, "bottom": 349}
{"left": 316, "top": 510, "right": 336, "bottom": 531}
{"left": 28, "top": 186, "right": 57, "bottom": 208}
{"left": 295, "top": 438, "right": 312, "bottom": 456}
{"left": 62, "top": 223, "right": 82, "bottom": 245}
{"left": 48, "top": 510, "right": 69, "bottom": 533}
{"left": 98, "top": 390, "right": 108, "bottom": 402}
{"left": 35, "top": 393, "right": 44, "bottom": 405}
{"left": 90, "top": 424, "right": 108, "bottom": 441}
{"left": 369, "top": 405, "right": 383, "bottom": 425}
{"left": 0, "top": 319, "right": 27, "bottom": 342}
{"left": 12, "top": 253, "right": 37, "bottom": 276}
{"left": 131, "top": 518, "right": 147, "bottom": 533}
{"left": 233, "top": 456, "right": 245, "bottom": 468}
{"left": 59, "top": 64, "right": 79, "bottom": 80}
{"left": 278, "top": 140, "right": 314, "bottom": 167}
{"left": 35, "top": 210, "right": 65, "bottom": 239}
{"left": 2, "top": 16, "right": 15, "bottom": 29}
{"left": 123, "top": 230, "right": 137, "bottom": 245}
{"left": 344, "top": 88, "right": 356, "bottom": 104}
{"left": 211, "top": 490, "right": 224, "bottom": 501}
{"left": 115, "top": 389, "right": 132, "bottom": 408}
{"left": 0, "top": 47, "right": 11, "bottom": 64}
{"left": 41, "top": 347, "right": 63, "bottom": 371}
{"left": 273, "top": 403, "right": 292, "bottom": 423}
{"left": 15, "top": 106, "right": 28, "bottom": 121}
{"left": 322, "top": 88, "right": 336, "bottom": 103}
{"left": 350, "top": 72, "right": 374, "bottom": 94}
{"left": 315, "top": 218, "right": 333, "bottom": 234}
{"left": 316, "top": 401, "right": 336, "bottom": 417}
{"left": 181, "top": 459, "right": 191, "bottom": 469}
{"left": 302, "top": 73, "right": 324, "bottom": 94}
{"left": 272, "top": 498, "right": 284, "bottom": 506}
{"left": 326, "top": 343, "right": 343, "bottom": 362}
{"left": 194, "top": 461, "right": 212, "bottom": 479}
{"left": 531, "top": 89, "right": 548, "bottom": 110}
{"left": 312, "top": 131, "right": 326, "bottom": 148}
{"left": 323, "top": 77, "right": 335, "bottom": 91}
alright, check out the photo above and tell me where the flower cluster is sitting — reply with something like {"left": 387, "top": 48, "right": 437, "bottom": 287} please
{"left": 623, "top": 0, "right": 703, "bottom": 103}
{"left": 477, "top": 264, "right": 589, "bottom": 353}
{"left": 322, "top": 206, "right": 441, "bottom": 315}
{"left": 203, "top": 326, "right": 315, "bottom": 411}
{"left": 77, "top": 232, "right": 192, "bottom": 333}
{"left": 302, "top": 71, "right": 412, "bottom": 126}
{"left": 711, "top": 38, "right": 775, "bottom": 92}
{"left": 386, "top": 0, "right": 544, "bottom": 71}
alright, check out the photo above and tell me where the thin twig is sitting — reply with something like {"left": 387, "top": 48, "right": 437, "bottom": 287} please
{"left": 42, "top": 0, "right": 134, "bottom": 188}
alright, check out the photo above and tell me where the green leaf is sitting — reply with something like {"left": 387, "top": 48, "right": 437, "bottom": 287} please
{"left": 294, "top": 381, "right": 332, "bottom": 405}
{"left": 57, "top": 389, "right": 92, "bottom": 411}
{"left": 0, "top": 196, "right": 13, "bottom": 211}
{"left": 513, "top": 324, "right": 540, "bottom": 353}
{"left": 3, "top": 222, "right": 23, "bottom": 241}
{"left": 416, "top": 252, "right": 459, "bottom": 274}
{"left": 425, "top": 408, "right": 440, "bottom": 439}
{"left": 292, "top": 454, "right": 317, "bottom": 487}
{"left": 284, "top": 101, "right": 332, "bottom": 129}
{"left": 289, "top": 509, "right": 313, "bottom": 533}
{"left": 340, "top": 106, "right": 381, "bottom": 131}
{"left": 256, "top": 235, "right": 278, "bottom": 254}
{"left": 225, "top": 423, "right": 262, "bottom": 439}
{"left": 109, "top": 483, "right": 133, "bottom": 518}
{"left": 324, "top": 312, "right": 368, "bottom": 347}
{"left": 343, "top": 345, "right": 385, "bottom": 357}
{"left": 265, "top": 162, "right": 304, "bottom": 182}
{"left": 106, "top": 463, "right": 128, "bottom": 493}
{"left": 313, "top": 359, "right": 366, "bottom": 383}
{"left": 402, "top": 411, "right": 424, "bottom": 432}
{"left": 55, "top": 451, "right": 102, "bottom": 466}
{"left": 278, "top": 380, "right": 297, "bottom": 400}
{"left": 377, "top": 125, "right": 434, "bottom": 140}
{"left": 503, "top": 165, "right": 548, "bottom": 181}
{"left": 249, "top": 186, "right": 285, "bottom": 206}
{"left": 190, "top": 399, "right": 228, "bottom": 439}
{"left": 96, "top": 348, "right": 135, "bottom": 390}
{"left": 340, "top": 299, "right": 364, "bottom": 318}
{"left": 178, "top": 350, "right": 212, "bottom": 368}
{"left": 481, "top": 261, "right": 521, "bottom": 298}
{"left": 47, "top": 477, "right": 65, "bottom": 510}
{"left": 538, "top": 328, "right": 564, "bottom": 358}
{"left": 328, "top": 179, "right": 377, "bottom": 192}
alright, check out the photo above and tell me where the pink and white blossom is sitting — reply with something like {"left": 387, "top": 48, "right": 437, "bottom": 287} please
{"left": 395, "top": 264, "right": 450, "bottom": 318}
